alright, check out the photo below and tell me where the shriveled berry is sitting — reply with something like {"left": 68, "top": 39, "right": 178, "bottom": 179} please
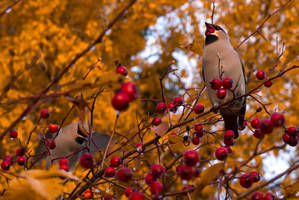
{"left": 217, "top": 88, "right": 227, "bottom": 99}
{"left": 239, "top": 173, "right": 252, "bottom": 188}
{"left": 215, "top": 147, "right": 228, "bottom": 161}
{"left": 270, "top": 112, "right": 285, "bottom": 127}
{"left": 152, "top": 117, "right": 162, "bottom": 126}
{"left": 256, "top": 71, "right": 265, "bottom": 80}
{"left": 117, "top": 168, "right": 133, "bottom": 182}
{"left": 222, "top": 77, "right": 233, "bottom": 89}
{"left": 251, "top": 117, "right": 260, "bottom": 129}
{"left": 184, "top": 150, "right": 199, "bottom": 167}
{"left": 193, "top": 104, "right": 205, "bottom": 114}
{"left": 40, "top": 109, "right": 50, "bottom": 119}
{"left": 111, "top": 92, "right": 130, "bottom": 111}
{"left": 156, "top": 102, "right": 167, "bottom": 114}
{"left": 194, "top": 168, "right": 202, "bottom": 177}
{"left": 80, "top": 153, "right": 94, "bottom": 169}
{"left": 210, "top": 79, "right": 222, "bottom": 90}
{"left": 110, "top": 156, "right": 121, "bottom": 167}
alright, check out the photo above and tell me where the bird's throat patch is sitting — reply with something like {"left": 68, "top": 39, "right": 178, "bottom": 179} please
{"left": 205, "top": 35, "right": 219, "bottom": 45}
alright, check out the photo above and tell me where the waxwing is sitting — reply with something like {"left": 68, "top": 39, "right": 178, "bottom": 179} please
{"left": 34, "top": 98, "right": 110, "bottom": 170}
{"left": 202, "top": 22, "right": 246, "bottom": 138}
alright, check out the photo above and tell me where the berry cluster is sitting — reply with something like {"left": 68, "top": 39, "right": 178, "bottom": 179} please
{"left": 192, "top": 124, "right": 204, "bottom": 145}
{"left": 250, "top": 192, "right": 277, "bottom": 200}
{"left": 210, "top": 77, "right": 234, "bottom": 99}
{"left": 112, "top": 81, "right": 138, "bottom": 111}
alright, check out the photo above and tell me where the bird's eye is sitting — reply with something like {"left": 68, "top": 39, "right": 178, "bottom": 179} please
{"left": 205, "top": 26, "right": 215, "bottom": 35}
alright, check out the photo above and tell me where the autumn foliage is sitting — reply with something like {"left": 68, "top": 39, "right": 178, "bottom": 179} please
{"left": 0, "top": 0, "right": 298, "bottom": 200}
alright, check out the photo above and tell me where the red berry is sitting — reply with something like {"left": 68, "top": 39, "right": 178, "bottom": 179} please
{"left": 224, "top": 138, "right": 234, "bottom": 146}
{"left": 152, "top": 117, "right": 162, "bottom": 126}
{"left": 176, "top": 164, "right": 183, "bottom": 174}
{"left": 282, "top": 133, "right": 291, "bottom": 143}
{"left": 110, "top": 156, "right": 121, "bottom": 167}
{"left": 117, "top": 168, "right": 133, "bottom": 182}
{"left": 9, "top": 129, "right": 18, "bottom": 138}
{"left": 48, "top": 124, "right": 59, "bottom": 133}
{"left": 145, "top": 173, "right": 156, "bottom": 185}
{"left": 125, "top": 187, "right": 135, "bottom": 197}
{"left": 263, "top": 192, "right": 277, "bottom": 200}
{"left": 116, "top": 65, "right": 128, "bottom": 76}
{"left": 217, "top": 88, "right": 227, "bottom": 99}
{"left": 105, "top": 167, "right": 116, "bottom": 177}
{"left": 173, "top": 96, "right": 183, "bottom": 106}
{"left": 17, "top": 156, "right": 26, "bottom": 166}
{"left": 210, "top": 79, "right": 222, "bottom": 90}
{"left": 136, "top": 142, "right": 144, "bottom": 153}
{"left": 179, "top": 165, "right": 194, "bottom": 180}
{"left": 120, "top": 82, "right": 138, "bottom": 101}
{"left": 59, "top": 158, "right": 69, "bottom": 166}
{"left": 224, "top": 130, "right": 235, "bottom": 140}
{"left": 251, "top": 117, "right": 260, "bottom": 129}
{"left": 1, "top": 160, "right": 11, "bottom": 170}
{"left": 194, "top": 168, "right": 202, "bottom": 177}
{"left": 288, "top": 136, "right": 298, "bottom": 147}
{"left": 256, "top": 71, "right": 265, "bottom": 80}
{"left": 193, "top": 104, "right": 205, "bottom": 114}
{"left": 129, "top": 192, "right": 145, "bottom": 200}
{"left": 250, "top": 171, "right": 260, "bottom": 183}
{"left": 184, "top": 150, "right": 199, "bottom": 167}
{"left": 15, "top": 147, "right": 26, "bottom": 156}
{"left": 194, "top": 124, "right": 203, "bottom": 132}
{"left": 287, "top": 126, "right": 297, "bottom": 136}
{"left": 251, "top": 192, "right": 264, "bottom": 200}
{"left": 222, "top": 77, "right": 233, "bottom": 89}
{"left": 46, "top": 139, "right": 56, "bottom": 150}
{"left": 215, "top": 147, "right": 228, "bottom": 161}
{"left": 151, "top": 164, "right": 165, "bottom": 178}
{"left": 259, "top": 119, "right": 274, "bottom": 134}
{"left": 150, "top": 181, "right": 163, "bottom": 196}
{"left": 104, "top": 195, "right": 113, "bottom": 200}
{"left": 253, "top": 129, "right": 264, "bottom": 139}
{"left": 192, "top": 137, "right": 200, "bottom": 145}
{"left": 156, "top": 102, "right": 167, "bottom": 114}
{"left": 111, "top": 92, "right": 130, "bottom": 111}
{"left": 270, "top": 112, "right": 285, "bottom": 127}
{"left": 264, "top": 79, "right": 273, "bottom": 87}
{"left": 225, "top": 146, "right": 232, "bottom": 154}
{"left": 240, "top": 173, "right": 252, "bottom": 188}
{"left": 80, "top": 153, "right": 94, "bottom": 169}
{"left": 167, "top": 102, "right": 177, "bottom": 112}
{"left": 40, "top": 109, "right": 50, "bottom": 119}
{"left": 59, "top": 164, "right": 69, "bottom": 171}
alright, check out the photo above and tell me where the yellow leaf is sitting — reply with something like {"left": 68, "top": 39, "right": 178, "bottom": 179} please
{"left": 168, "top": 134, "right": 185, "bottom": 154}
{"left": 196, "top": 163, "right": 224, "bottom": 188}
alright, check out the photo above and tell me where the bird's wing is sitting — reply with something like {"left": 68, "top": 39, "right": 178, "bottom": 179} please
{"left": 84, "top": 132, "right": 111, "bottom": 154}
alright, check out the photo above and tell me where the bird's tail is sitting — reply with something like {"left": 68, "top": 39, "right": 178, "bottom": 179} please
{"left": 221, "top": 112, "right": 239, "bottom": 138}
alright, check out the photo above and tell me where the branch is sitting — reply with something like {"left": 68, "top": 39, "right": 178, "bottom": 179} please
{"left": 0, "top": 0, "right": 22, "bottom": 18}
{"left": 236, "top": 0, "right": 292, "bottom": 49}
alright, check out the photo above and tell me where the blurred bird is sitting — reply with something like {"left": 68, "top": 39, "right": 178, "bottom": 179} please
{"left": 34, "top": 97, "right": 110, "bottom": 170}
{"left": 202, "top": 22, "right": 246, "bottom": 138}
